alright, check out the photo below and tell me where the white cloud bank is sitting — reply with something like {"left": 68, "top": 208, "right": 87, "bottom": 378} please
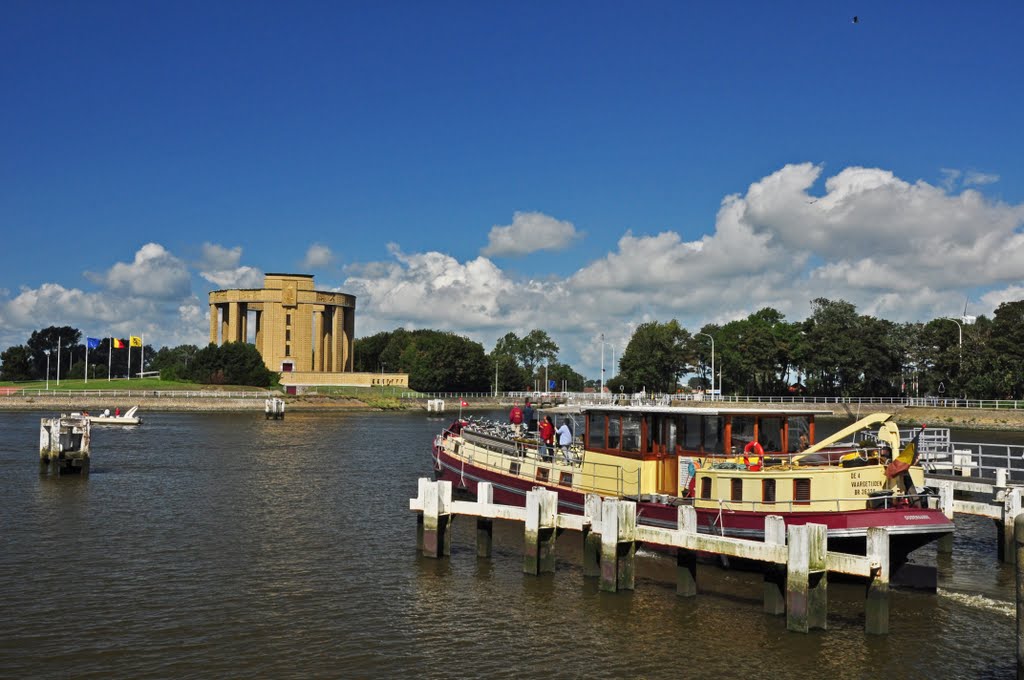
{"left": 2, "top": 163, "right": 1022, "bottom": 376}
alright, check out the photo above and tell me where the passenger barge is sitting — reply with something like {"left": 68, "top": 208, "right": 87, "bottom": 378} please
{"left": 432, "top": 405, "right": 954, "bottom": 571}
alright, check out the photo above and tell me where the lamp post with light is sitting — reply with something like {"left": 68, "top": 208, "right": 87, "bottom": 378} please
{"left": 44, "top": 350, "right": 51, "bottom": 390}
{"left": 697, "top": 332, "right": 715, "bottom": 396}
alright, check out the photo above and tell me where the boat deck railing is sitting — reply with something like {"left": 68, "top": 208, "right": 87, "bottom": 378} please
{"left": 450, "top": 424, "right": 641, "bottom": 498}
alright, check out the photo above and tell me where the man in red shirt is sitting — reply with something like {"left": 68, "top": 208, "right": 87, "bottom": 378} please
{"left": 509, "top": 401, "right": 524, "bottom": 434}
{"left": 538, "top": 416, "right": 555, "bottom": 461}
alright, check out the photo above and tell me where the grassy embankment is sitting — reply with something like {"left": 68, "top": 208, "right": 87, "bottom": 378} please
{"left": 0, "top": 378, "right": 423, "bottom": 410}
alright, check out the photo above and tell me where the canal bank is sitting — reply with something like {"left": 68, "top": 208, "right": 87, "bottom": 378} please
{"left": 3, "top": 392, "right": 1024, "bottom": 431}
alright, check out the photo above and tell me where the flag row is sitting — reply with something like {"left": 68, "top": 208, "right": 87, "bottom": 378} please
{"left": 86, "top": 336, "right": 143, "bottom": 349}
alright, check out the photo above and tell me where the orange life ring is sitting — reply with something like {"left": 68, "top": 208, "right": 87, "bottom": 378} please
{"left": 743, "top": 441, "right": 764, "bottom": 469}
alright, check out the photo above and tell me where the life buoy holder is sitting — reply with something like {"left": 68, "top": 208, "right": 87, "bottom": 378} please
{"left": 743, "top": 441, "right": 764, "bottom": 470}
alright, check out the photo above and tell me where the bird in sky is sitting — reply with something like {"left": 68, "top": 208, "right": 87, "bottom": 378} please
{"left": 852, "top": 16, "right": 859, "bottom": 24}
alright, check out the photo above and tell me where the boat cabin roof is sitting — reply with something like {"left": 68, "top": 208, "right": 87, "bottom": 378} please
{"left": 556, "top": 404, "right": 833, "bottom": 418}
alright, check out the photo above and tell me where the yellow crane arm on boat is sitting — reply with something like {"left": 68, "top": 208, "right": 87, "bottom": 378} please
{"left": 793, "top": 412, "right": 896, "bottom": 461}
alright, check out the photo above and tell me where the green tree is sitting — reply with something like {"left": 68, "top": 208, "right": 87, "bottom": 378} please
{"left": 0, "top": 345, "right": 34, "bottom": 381}
{"left": 186, "top": 343, "right": 277, "bottom": 387}
{"left": 990, "top": 301, "right": 1024, "bottom": 398}
{"left": 793, "top": 299, "right": 863, "bottom": 396}
{"left": 618, "top": 320, "right": 691, "bottom": 393}
{"left": 27, "top": 326, "right": 81, "bottom": 380}
{"left": 149, "top": 344, "right": 200, "bottom": 381}
{"left": 399, "top": 331, "right": 490, "bottom": 392}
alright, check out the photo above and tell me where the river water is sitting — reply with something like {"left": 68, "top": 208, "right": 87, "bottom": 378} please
{"left": 0, "top": 409, "right": 1017, "bottom": 679}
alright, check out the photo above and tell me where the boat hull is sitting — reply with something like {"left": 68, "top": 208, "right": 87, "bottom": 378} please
{"left": 88, "top": 417, "right": 141, "bottom": 425}
{"left": 433, "top": 445, "right": 953, "bottom": 569}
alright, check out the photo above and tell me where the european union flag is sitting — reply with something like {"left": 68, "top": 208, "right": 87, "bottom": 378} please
{"left": 87, "top": 337, "right": 101, "bottom": 349}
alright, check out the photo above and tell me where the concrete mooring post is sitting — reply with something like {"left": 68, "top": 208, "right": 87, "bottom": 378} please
{"left": 937, "top": 480, "right": 955, "bottom": 554}
{"left": 422, "top": 479, "right": 453, "bottom": 558}
{"left": 786, "top": 523, "right": 828, "bottom": 633}
{"left": 523, "top": 488, "right": 558, "bottom": 575}
{"left": 582, "top": 494, "right": 602, "bottom": 578}
{"left": 865, "top": 526, "right": 891, "bottom": 635}
{"left": 676, "top": 505, "right": 698, "bottom": 597}
{"left": 1002, "top": 488, "right": 1024, "bottom": 565}
{"left": 476, "top": 482, "right": 495, "bottom": 558}
{"left": 600, "top": 499, "right": 636, "bottom": 593}
{"left": 39, "top": 415, "right": 91, "bottom": 477}
{"left": 763, "top": 515, "right": 786, "bottom": 615}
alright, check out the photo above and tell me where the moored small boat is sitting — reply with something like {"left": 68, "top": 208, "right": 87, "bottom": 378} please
{"left": 432, "top": 404, "right": 953, "bottom": 573}
{"left": 84, "top": 405, "right": 142, "bottom": 425}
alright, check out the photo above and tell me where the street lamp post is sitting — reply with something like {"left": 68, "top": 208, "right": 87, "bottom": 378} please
{"left": 600, "top": 334, "right": 617, "bottom": 395}
{"left": 44, "top": 350, "right": 51, "bottom": 390}
{"left": 697, "top": 333, "right": 715, "bottom": 396}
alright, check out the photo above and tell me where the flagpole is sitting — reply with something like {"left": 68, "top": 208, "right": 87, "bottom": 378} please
{"left": 85, "top": 341, "right": 89, "bottom": 384}
{"left": 57, "top": 336, "right": 61, "bottom": 386}
{"left": 127, "top": 341, "right": 131, "bottom": 380}
{"left": 108, "top": 338, "right": 112, "bottom": 381}
{"left": 141, "top": 334, "right": 145, "bottom": 379}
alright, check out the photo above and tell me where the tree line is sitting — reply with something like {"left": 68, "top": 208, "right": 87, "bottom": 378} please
{"left": 0, "top": 327, "right": 277, "bottom": 388}
{"left": 608, "top": 298, "right": 1024, "bottom": 400}
{"left": 4, "top": 297, "right": 1021, "bottom": 397}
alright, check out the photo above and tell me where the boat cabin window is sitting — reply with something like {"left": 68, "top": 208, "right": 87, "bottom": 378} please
{"left": 731, "top": 478, "right": 743, "bottom": 502}
{"left": 703, "top": 417, "right": 723, "bottom": 454}
{"left": 762, "top": 478, "right": 776, "bottom": 503}
{"left": 587, "top": 413, "right": 606, "bottom": 449}
{"left": 700, "top": 476, "right": 712, "bottom": 499}
{"left": 622, "top": 415, "right": 642, "bottom": 453}
{"left": 793, "top": 478, "right": 811, "bottom": 505}
{"left": 759, "top": 418, "right": 783, "bottom": 453}
{"left": 788, "top": 416, "right": 811, "bottom": 452}
{"left": 684, "top": 415, "right": 702, "bottom": 450}
{"left": 732, "top": 416, "right": 756, "bottom": 450}
{"left": 608, "top": 417, "right": 621, "bottom": 450}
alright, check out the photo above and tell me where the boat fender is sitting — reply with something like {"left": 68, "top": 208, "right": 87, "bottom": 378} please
{"left": 743, "top": 441, "right": 764, "bottom": 470}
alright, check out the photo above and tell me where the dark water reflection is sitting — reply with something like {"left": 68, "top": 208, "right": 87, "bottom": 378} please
{"left": 0, "top": 410, "right": 1018, "bottom": 678}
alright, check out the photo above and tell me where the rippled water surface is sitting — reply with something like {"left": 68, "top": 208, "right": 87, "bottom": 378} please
{"left": 0, "top": 410, "right": 1018, "bottom": 678}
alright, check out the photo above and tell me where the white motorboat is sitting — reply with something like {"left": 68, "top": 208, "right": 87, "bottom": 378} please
{"left": 86, "top": 405, "right": 142, "bottom": 425}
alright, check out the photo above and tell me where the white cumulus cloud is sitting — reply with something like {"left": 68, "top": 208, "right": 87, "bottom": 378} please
{"left": 301, "top": 243, "right": 334, "bottom": 270}
{"left": 481, "top": 211, "right": 581, "bottom": 257}
{"left": 198, "top": 242, "right": 263, "bottom": 289}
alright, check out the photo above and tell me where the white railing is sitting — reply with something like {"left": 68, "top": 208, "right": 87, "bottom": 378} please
{"left": 3, "top": 389, "right": 276, "bottom": 399}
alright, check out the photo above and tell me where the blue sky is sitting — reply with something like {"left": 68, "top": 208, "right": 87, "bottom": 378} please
{"left": 2, "top": 1, "right": 1023, "bottom": 377}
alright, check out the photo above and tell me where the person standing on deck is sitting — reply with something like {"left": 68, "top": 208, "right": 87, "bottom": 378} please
{"left": 538, "top": 416, "right": 555, "bottom": 461}
{"left": 556, "top": 419, "right": 573, "bottom": 463}
{"left": 509, "top": 401, "right": 524, "bottom": 435}
{"left": 522, "top": 399, "right": 535, "bottom": 433}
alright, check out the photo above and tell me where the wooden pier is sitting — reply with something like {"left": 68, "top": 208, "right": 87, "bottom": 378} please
{"left": 39, "top": 415, "right": 91, "bottom": 476}
{"left": 410, "top": 478, "right": 893, "bottom": 635}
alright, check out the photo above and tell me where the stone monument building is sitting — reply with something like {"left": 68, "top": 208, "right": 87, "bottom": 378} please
{"left": 208, "top": 273, "right": 407, "bottom": 390}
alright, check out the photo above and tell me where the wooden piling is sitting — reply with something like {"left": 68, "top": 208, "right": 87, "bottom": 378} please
{"left": 1004, "top": 489, "right": 1023, "bottom": 565}
{"left": 422, "top": 479, "right": 453, "bottom": 558}
{"left": 787, "top": 523, "right": 828, "bottom": 632}
{"left": 676, "top": 505, "right": 698, "bottom": 597}
{"left": 865, "top": 526, "right": 891, "bottom": 634}
{"left": 582, "top": 494, "right": 602, "bottom": 578}
{"left": 523, "top": 488, "right": 558, "bottom": 575}
{"left": 600, "top": 499, "right": 636, "bottom": 592}
{"left": 476, "top": 482, "right": 494, "bottom": 558}
{"left": 763, "top": 515, "right": 786, "bottom": 615}
{"left": 1014, "top": 513, "right": 1024, "bottom": 679}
